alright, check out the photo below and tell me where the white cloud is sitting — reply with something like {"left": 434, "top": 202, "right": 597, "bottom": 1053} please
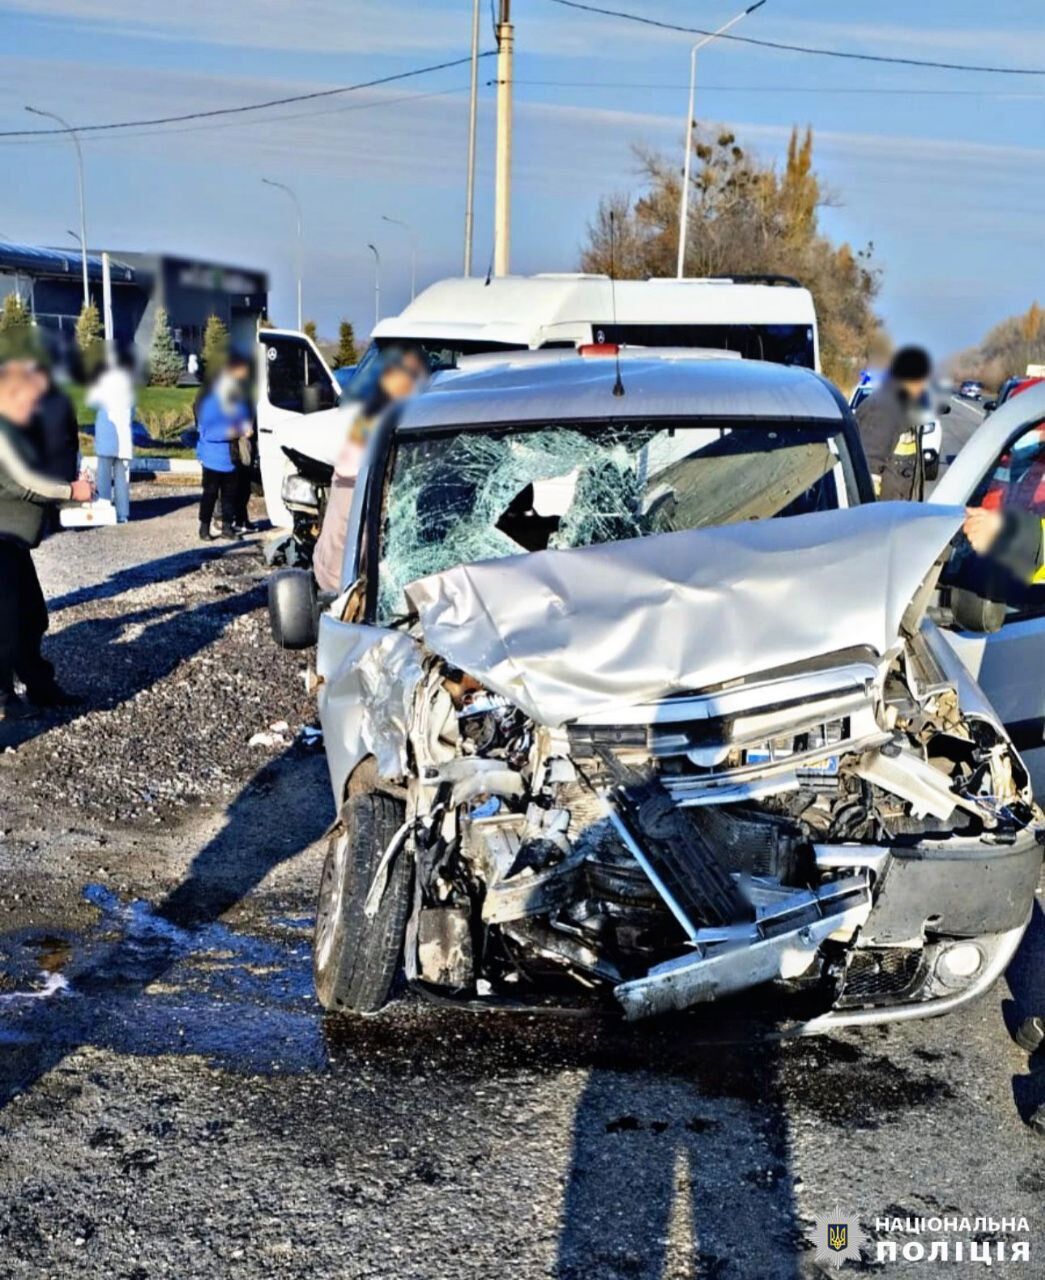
{"left": 1, "top": 0, "right": 462, "bottom": 54}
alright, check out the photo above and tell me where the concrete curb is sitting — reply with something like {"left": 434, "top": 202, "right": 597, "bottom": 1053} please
{"left": 83, "top": 456, "right": 202, "bottom": 481}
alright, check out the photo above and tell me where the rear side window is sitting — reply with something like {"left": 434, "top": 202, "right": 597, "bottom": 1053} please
{"left": 596, "top": 323, "right": 815, "bottom": 368}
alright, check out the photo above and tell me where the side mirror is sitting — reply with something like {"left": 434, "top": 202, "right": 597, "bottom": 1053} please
{"left": 983, "top": 400, "right": 997, "bottom": 413}
{"left": 268, "top": 568, "right": 319, "bottom": 649}
{"left": 950, "top": 585, "right": 1006, "bottom": 634}
{"left": 937, "top": 403, "right": 951, "bottom": 415}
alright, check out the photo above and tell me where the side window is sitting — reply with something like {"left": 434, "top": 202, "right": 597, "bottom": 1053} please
{"left": 963, "top": 420, "right": 1045, "bottom": 620}
{"left": 264, "top": 338, "right": 337, "bottom": 414}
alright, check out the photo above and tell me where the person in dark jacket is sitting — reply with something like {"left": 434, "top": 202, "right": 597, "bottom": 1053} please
{"left": 854, "top": 346, "right": 933, "bottom": 501}
{"left": 31, "top": 368, "right": 80, "bottom": 483}
{"left": 195, "top": 354, "right": 253, "bottom": 541}
{"left": 30, "top": 366, "right": 82, "bottom": 537}
{"left": 0, "top": 360, "right": 92, "bottom": 721}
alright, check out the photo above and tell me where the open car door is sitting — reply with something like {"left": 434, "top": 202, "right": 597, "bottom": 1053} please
{"left": 931, "top": 381, "right": 1045, "bottom": 793}
{"left": 256, "top": 328, "right": 342, "bottom": 529}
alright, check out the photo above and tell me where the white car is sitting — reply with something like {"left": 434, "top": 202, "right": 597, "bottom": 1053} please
{"left": 268, "top": 354, "right": 1041, "bottom": 1028}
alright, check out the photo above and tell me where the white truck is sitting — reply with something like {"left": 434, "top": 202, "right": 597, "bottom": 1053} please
{"left": 255, "top": 273, "right": 820, "bottom": 532}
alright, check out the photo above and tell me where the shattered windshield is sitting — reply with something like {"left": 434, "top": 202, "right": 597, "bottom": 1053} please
{"left": 376, "top": 419, "right": 857, "bottom": 621}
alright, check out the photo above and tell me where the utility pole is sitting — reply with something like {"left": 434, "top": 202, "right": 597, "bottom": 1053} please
{"left": 26, "top": 105, "right": 89, "bottom": 309}
{"left": 463, "top": 0, "right": 482, "bottom": 276}
{"left": 367, "top": 244, "right": 381, "bottom": 332}
{"left": 101, "top": 251, "right": 115, "bottom": 364}
{"left": 676, "top": 1, "right": 766, "bottom": 279}
{"left": 261, "top": 177, "right": 304, "bottom": 330}
{"left": 493, "top": 0, "right": 513, "bottom": 277}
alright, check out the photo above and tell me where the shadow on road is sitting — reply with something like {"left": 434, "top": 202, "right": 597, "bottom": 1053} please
{"left": 1004, "top": 900, "right": 1045, "bottom": 1123}
{"left": 555, "top": 1035, "right": 800, "bottom": 1279}
{"left": 0, "top": 567, "right": 261, "bottom": 753}
{"left": 0, "top": 746, "right": 332, "bottom": 1106}
{"left": 47, "top": 539, "right": 243, "bottom": 613}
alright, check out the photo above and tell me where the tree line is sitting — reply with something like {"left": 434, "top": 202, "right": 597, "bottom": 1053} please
{"left": 580, "top": 125, "right": 887, "bottom": 386}
{"left": 0, "top": 293, "right": 361, "bottom": 387}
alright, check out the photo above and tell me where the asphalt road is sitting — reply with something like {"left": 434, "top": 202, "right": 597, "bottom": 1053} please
{"left": 938, "top": 393, "right": 987, "bottom": 482}
{"left": 0, "top": 489, "right": 1042, "bottom": 1280}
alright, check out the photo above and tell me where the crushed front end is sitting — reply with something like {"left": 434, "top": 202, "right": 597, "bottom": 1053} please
{"left": 391, "top": 621, "right": 1039, "bottom": 1025}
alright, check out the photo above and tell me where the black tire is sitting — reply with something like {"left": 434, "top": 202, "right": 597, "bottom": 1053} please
{"left": 313, "top": 792, "right": 411, "bottom": 1013}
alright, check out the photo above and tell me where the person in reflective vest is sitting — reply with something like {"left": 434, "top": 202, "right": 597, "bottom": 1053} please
{"left": 855, "top": 346, "right": 933, "bottom": 501}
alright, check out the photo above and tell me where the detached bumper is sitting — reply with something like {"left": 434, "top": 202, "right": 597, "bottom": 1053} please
{"left": 613, "top": 829, "right": 1041, "bottom": 1026}
{"left": 858, "top": 827, "right": 1042, "bottom": 946}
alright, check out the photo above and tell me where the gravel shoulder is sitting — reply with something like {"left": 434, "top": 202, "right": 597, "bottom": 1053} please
{"left": 0, "top": 488, "right": 1042, "bottom": 1280}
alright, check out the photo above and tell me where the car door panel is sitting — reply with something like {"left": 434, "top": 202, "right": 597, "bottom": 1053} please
{"left": 256, "top": 329, "right": 342, "bottom": 529}
{"left": 930, "top": 388, "right": 1045, "bottom": 792}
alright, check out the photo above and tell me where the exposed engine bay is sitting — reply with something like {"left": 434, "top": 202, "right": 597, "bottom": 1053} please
{"left": 376, "top": 622, "right": 1038, "bottom": 1022}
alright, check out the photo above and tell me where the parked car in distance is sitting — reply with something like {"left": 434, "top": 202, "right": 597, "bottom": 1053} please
{"left": 959, "top": 379, "right": 985, "bottom": 400}
{"left": 269, "top": 352, "right": 1041, "bottom": 1031}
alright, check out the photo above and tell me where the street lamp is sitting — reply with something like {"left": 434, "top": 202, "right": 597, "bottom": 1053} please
{"left": 25, "top": 104, "right": 89, "bottom": 308}
{"left": 261, "top": 177, "right": 304, "bottom": 331}
{"left": 381, "top": 214, "right": 417, "bottom": 302}
{"left": 367, "top": 243, "right": 381, "bottom": 332}
{"left": 675, "top": 1, "right": 767, "bottom": 279}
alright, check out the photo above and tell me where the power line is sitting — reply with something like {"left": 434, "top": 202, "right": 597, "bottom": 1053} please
{"left": 0, "top": 52, "right": 495, "bottom": 139}
{"left": 509, "top": 77, "right": 1045, "bottom": 98}
{"left": 0, "top": 84, "right": 472, "bottom": 148}
{"left": 545, "top": 0, "right": 1045, "bottom": 76}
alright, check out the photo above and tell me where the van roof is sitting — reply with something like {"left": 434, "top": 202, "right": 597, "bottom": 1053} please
{"left": 372, "top": 273, "right": 817, "bottom": 349}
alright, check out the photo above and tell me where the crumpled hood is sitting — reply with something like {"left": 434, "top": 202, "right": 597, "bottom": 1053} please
{"left": 404, "top": 502, "right": 965, "bottom": 728}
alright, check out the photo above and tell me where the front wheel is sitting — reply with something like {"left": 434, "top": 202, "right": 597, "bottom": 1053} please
{"left": 313, "top": 792, "right": 411, "bottom": 1013}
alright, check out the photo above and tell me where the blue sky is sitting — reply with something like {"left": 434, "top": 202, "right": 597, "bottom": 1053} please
{"left": 1, "top": 0, "right": 1044, "bottom": 357}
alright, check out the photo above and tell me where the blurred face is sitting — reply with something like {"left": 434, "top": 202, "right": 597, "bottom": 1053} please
{"left": 0, "top": 364, "right": 42, "bottom": 426}
{"left": 899, "top": 376, "right": 930, "bottom": 400}
{"left": 379, "top": 352, "right": 425, "bottom": 403}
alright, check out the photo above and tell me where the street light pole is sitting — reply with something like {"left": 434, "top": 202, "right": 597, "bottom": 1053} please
{"left": 463, "top": 0, "right": 482, "bottom": 276}
{"left": 26, "top": 105, "right": 89, "bottom": 308}
{"left": 675, "top": 1, "right": 766, "bottom": 280}
{"left": 367, "top": 244, "right": 381, "bottom": 332}
{"left": 381, "top": 214, "right": 417, "bottom": 301}
{"left": 261, "top": 177, "right": 303, "bottom": 330}
{"left": 493, "top": 0, "right": 514, "bottom": 277}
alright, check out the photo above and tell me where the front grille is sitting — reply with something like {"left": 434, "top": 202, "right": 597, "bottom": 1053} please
{"left": 837, "top": 947, "right": 925, "bottom": 1007}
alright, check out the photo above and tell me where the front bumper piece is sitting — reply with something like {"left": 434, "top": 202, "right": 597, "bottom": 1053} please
{"left": 614, "top": 875, "right": 872, "bottom": 1020}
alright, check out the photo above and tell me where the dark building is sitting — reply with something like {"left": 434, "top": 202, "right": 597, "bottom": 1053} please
{"left": 0, "top": 242, "right": 269, "bottom": 362}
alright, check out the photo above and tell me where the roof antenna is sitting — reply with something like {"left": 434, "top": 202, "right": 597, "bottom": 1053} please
{"left": 484, "top": 243, "right": 494, "bottom": 287}
{"left": 609, "top": 209, "right": 625, "bottom": 397}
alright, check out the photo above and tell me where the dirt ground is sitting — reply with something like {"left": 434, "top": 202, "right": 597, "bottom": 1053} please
{"left": 0, "top": 486, "right": 1042, "bottom": 1279}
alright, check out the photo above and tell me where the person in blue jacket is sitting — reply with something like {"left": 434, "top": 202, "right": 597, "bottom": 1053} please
{"left": 195, "top": 353, "right": 253, "bottom": 541}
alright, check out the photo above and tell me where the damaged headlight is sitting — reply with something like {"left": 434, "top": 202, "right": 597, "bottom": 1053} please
{"left": 281, "top": 472, "right": 320, "bottom": 508}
